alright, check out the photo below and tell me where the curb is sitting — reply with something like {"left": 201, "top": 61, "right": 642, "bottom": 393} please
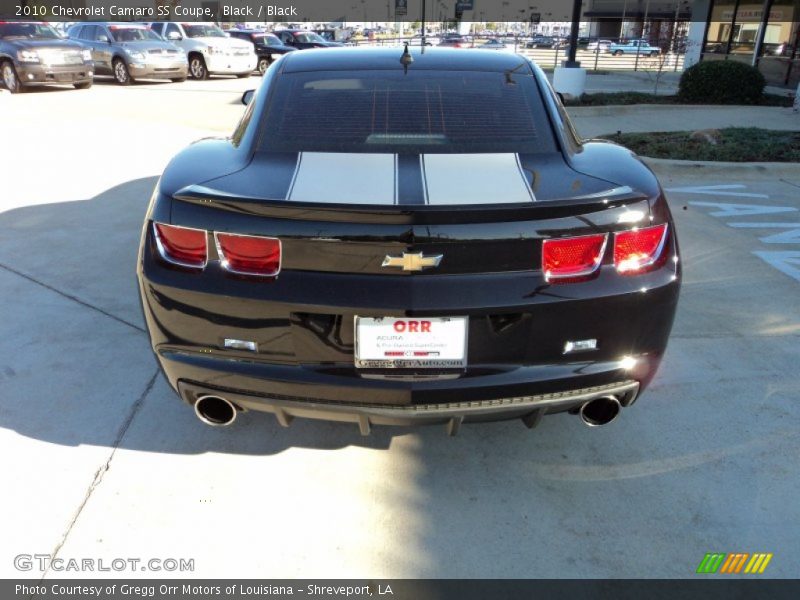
{"left": 642, "top": 156, "right": 800, "bottom": 179}
{"left": 566, "top": 104, "right": 792, "bottom": 117}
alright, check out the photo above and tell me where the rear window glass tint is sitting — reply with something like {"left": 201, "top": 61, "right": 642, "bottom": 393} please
{"left": 257, "top": 69, "right": 556, "bottom": 155}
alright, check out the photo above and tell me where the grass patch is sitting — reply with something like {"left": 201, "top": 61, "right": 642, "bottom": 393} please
{"left": 599, "top": 128, "right": 800, "bottom": 162}
{"left": 565, "top": 92, "right": 792, "bottom": 107}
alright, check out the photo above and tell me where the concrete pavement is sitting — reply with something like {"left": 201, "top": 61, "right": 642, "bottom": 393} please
{"left": 567, "top": 103, "right": 800, "bottom": 139}
{"left": 1, "top": 77, "right": 799, "bottom": 579}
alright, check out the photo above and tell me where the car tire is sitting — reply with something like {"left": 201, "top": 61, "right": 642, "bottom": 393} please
{"left": 650, "top": 51, "right": 660, "bottom": 57}
{"left": 613, "top": 50, "right": 623, "bottom": 56}
{"left": 73, "top": 80, "right": 92, "bottom": 90}
{"left": 1, "top": 60, "right": 23, "bottom": 93}
{"left": 170, "top": 76, "right": 187, "bottom": 83}
{"left": 113, "top": 58, "right": 132, "bottom": 85}
{"left": 189, "top": 54, "right": 209, "bottom": 80}
{"left": 257, "top": 57, "right": 270, "bottom": 75}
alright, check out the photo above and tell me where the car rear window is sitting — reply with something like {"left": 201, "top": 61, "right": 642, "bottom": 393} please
{"left": 0, "top": 22, "right": 60, "bottom": 39}
{"left": 257, "top": 69, "right": 557, "bottom": 154}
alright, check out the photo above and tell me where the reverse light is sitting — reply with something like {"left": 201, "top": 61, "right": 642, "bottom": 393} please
{"left": 153, "top": 223, "right": 207, "bottom": 268}
{"left": 542, "top": 233, "right": 608, "bottom": 282}
{"left": 215, "top": 232, "right": 281, "bottom": 277}
{"left": 614, "top": 223, "right": 669, "bottom": 275}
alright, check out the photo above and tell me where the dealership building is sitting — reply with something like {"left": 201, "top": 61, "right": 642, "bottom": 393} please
{"left": 586, "top": 0, "right": 799, "bottom": 86}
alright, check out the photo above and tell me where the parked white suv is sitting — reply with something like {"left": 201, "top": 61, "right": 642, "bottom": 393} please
{"left": 147, "top": 22, "right": 255, "bottom": 79}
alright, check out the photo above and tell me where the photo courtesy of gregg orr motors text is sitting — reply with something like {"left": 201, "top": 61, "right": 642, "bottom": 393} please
{"left": 15, "top": 584, "right": 391, "bottom": 597}
{"left": 14, "top": 554, "right": 194, "bottom": 573}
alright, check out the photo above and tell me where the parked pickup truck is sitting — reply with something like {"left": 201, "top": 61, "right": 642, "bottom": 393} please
{"left": 608, "top": 40, "right": 661, "bottom": 56}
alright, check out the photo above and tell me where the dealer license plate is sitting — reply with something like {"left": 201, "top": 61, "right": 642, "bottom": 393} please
{"left": 354, "top": 316, "right": 467, "bottom": 369}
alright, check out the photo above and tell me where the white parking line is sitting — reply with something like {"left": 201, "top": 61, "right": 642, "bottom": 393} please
{"left": 752, "top": 251, "right": 800, "bottom": 283}
{"left": 666, "top": 184, "right": 770, "bottom": 199}
{"left": 688, "top": 201, "right": 794, "bottom": 218}
{"left": 686, "top": 187, "right": 800, "bottom": 284}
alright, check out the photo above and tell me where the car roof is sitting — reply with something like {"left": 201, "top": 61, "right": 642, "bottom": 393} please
{"left": 89, "top": 22, "right": 148, "bottom": 27}
{"left": 280, "top": 47, "right": 530, "bottom": 74}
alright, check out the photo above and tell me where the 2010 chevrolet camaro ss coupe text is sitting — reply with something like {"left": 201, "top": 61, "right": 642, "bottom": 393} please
{"left": 136, "top": 47, "right": 681, "bottom": 435}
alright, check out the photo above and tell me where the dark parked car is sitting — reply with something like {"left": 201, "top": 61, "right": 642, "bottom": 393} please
{"left": 0, "top": 21, "right": 93, "bottom": 93}
{"left": 273, "top": 30, "right": 343, "bottom": 49}
{"left": 438, "top": 35, "right": 471, "bottom": 48}
{"left": 67, "top": 22, "right": 187, "bottom": 84}
{"left": 477, "top": 38, "right": 509, "bottom": 51}
{"left": 525, "top": 35, "right": 557, "bottom": 48}
{"left": 137, "top": 48, "right": 681, "bottom": 434}
{"left": 227, "top": 29, "right": 297, "bottom": 74}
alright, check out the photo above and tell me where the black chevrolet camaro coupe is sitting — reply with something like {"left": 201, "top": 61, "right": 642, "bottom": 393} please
{"left": 137, "top": 47, "right": 681, "bottom": 434}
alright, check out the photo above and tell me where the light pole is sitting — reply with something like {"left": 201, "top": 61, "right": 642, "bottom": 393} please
{"left": 552, "top": 0, "right": 587, "bottom": 98}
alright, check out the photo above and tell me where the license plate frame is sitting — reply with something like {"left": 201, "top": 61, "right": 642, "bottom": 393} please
{"left": 354, "top": 316, "right": 468, "bottom": 369}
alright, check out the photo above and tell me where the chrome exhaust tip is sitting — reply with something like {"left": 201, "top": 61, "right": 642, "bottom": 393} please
{"left": 194, "top": 395, "right": 237, "bottom": 427}
{"left": 579, "top": 395, "right": 621, "bottom": 427}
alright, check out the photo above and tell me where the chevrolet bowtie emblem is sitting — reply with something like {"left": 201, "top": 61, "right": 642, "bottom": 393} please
{"left": 382, "top": 252, "right": 443, "bottom": 272}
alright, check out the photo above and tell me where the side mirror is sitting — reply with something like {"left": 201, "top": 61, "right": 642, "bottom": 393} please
{"left": 556, "top": 92, "right": 566, "bottom": 105}
{"left": 98, "top": 35, "right": 110, "bottom": 43}
{"left": 241, "top": 89, "right": 255, "bottom": 106}
{"left": 167, "top": 31, "right": 182, "bottom": 41}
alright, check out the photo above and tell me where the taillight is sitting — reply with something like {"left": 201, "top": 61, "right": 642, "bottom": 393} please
{"left": 215, "top": 232, "right": 281, "bottom": 277}
{"left": 613, "top": 223, "right": 669, "bottom": 275}
{"left": 153, "top": 223, "right": 207, "bottom": 268}
{"left": 542, "top": 233, "right": 608, "bottom": 282}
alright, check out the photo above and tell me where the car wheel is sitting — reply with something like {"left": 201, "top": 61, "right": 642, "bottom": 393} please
{"left": 189, "top": 54, "right": 209, "bottom": 80}
{"left": 613, "top": 50, "right": 623, "bottom": 56}
{"left": 257, "top": 57, "right": 270, "bottom": 75}
{"left": 73, "top": 80, "right": 92, "bottom": 90}
{"left": 1, "top": 61, "right": 23, "bottom": 93}
{"left": 170, "top": 76, "right": 187, "bottom": 83}
{"left": 650, "top": 51, "right": 660, "bottom": 57}
{"left": 113, "top": 58, "right": 132, "bottom": 85}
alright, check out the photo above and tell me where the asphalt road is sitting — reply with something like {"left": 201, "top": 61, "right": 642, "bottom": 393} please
{"left": 1, "top": 76, "right": 798, "bottom": 579}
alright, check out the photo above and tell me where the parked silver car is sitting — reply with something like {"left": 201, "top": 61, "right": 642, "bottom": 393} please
{"left": 147, "top": 22, "right": 256, "bottom": 80}
{"left": 67, "top": 22, "right": 187, "bottom": 84}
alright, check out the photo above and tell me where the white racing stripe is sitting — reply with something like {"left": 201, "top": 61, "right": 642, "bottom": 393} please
{"left": 422, "top": 153, "right": 536, "bottom": 205}
{"left": 288, "top": 152, "right": 397, "bottom": 204}
{"left": 286, "top": 152, "right": 536, "bottom": 206}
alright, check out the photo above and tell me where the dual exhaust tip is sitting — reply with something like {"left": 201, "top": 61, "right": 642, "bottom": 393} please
{"left": 194, "top": 395, "right": 237, "bottom": 427}
{"left": 579, "top": 395, "right": 621, "bottom": 427}
{"left": 193, "top": 393, "right": 622, "bottom": 429}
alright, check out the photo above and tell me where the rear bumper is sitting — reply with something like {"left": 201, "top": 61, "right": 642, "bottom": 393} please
{"left": 177, "top": 378, "right": 640, "bottom": 434}
{"left": 16, "top": 62, "right": 93, "bottom": 86}
{"left": 138, "top": 210, "right": 681, "bottom": 430}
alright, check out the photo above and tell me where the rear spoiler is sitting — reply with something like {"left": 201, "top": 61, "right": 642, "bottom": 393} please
{"left": 172, "top": 185, "right": 648, "bottom": 225}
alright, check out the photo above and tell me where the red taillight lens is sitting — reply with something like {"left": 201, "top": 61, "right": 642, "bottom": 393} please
{"left": 153, "top": 223, "right": 207, "bottom": 268}
{"left": 542, "top": 233, "right": 608, "bottom": 282}
{"left": 215, "top": 233, "right": 281, "bottom": 277}
{"left": 614, "top": 223, "right": 669, "bottom": 274}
